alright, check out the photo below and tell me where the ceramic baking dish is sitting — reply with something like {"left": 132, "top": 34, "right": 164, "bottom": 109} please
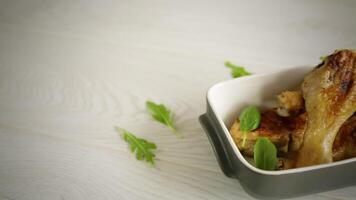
{"left": 199, "top": 66, "right": 356, "bottom": 198}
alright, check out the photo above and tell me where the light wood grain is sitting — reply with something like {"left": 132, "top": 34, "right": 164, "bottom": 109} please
{"left": 0, "top": 0, "right": 355, "bottom": 199}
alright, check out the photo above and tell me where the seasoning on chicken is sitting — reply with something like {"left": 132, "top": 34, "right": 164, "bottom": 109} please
{"left": 287, "top": 112, "right": 307, "bottom": 151}
{"left": 230, "top": 109, "right": 306, "bottom": 156}
{"left": 230, "top": 110, "right": 289, "bottom": 156}
{"left": 277, "top": 91, "right": 304, "bottom": 117}
{"left": 296, "top": 50, "right": 356, "bottom": 167}
{"left": 333, "top": 114, "right": 356, "bottom": 161}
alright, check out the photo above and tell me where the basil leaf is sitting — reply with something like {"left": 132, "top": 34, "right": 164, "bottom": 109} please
{"left": 239, "top": 106, "right": 261, "bottom": 132}
{"left": 225, "top": 61, "right": 251, "bottom": 78}
{"left": 254, "top": 138, "right": 277, "bottom": 170}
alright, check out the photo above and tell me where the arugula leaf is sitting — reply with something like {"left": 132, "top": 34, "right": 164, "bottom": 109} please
{"left": 116, "top": 127, "right": 157, "bottom": 165}
{"left": 146, "top": 101, "right": 181, "bottom": 137}
{"left": 319, "top": 56, "right": 327, "bottom": 61}
{"left": 254, "top": 138, "right": 277, "bottom": 170}
{"left": 225, "top": 61, "right": 251, "bottom": 78}
{"left": 239, "top": 106, "right": 261, "bottom": 147}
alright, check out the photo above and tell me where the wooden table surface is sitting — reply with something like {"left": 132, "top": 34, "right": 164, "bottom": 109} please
{"left": 0, "top": 1, "right": 355, "bottom": 199}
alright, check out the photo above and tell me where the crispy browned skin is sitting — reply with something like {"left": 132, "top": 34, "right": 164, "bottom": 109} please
{"left": 287, "top": 113, "right": 307, "bottom": 151}
{"left": 230, "top": 110, "right": 306, "bottom": 156}
{"left": 333, "top": 114, "right": 356, "bottom": 161}
{"left": 296, "top": 50, "right": 356, "bottom": 167}
{"left": 230, "top": 110, "right": 356, "bottom": 169}
{"left": 279, "top": 113, "right": 356, "bottom": 168}
{"left": 277, "top": 91, "right": 304, "bottom": 116}
{"left": 230, "top": 110, "right": 289, "bottom": 156}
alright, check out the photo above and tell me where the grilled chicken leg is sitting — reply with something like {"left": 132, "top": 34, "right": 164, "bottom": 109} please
{"left": 296, "top": 50, "right": 356, "bottom": 167}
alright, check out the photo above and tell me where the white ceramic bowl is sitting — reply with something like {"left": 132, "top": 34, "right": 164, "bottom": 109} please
{"left": 200, "top": 66, "right": 356, "bottom": 198}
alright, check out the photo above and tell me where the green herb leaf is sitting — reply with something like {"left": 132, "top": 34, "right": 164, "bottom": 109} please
{"left": 225, "top": 61, "right": 251, "bottom": 78}
{"left": 116, "top": 127, "right": 157, "bottom": 165}
{"left": 319, "top": 56, "right": 327, "bottom": 61}
{"left": 239, "top": 106, "right": 261, "bottom": 147}
{"left": 239, "top": 106, "right": 261, "bottom": 132}
{"left": 146, "top": 101, "right": 180, "bottom": 136}
{"left": 254, "top": 138, "right": 277, "bottom": 170}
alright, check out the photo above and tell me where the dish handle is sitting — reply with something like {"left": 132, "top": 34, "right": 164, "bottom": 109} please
{"left": 199, "top": 114, "right": 235, "bottom": 177}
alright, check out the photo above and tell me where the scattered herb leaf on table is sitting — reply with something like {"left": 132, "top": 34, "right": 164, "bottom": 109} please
{"left": 116, "top": 127, "right": 157, "bottom": 165}
{"left": 146, "top": 101, "right": 181, "bottom": 137}
{"left": 225, "top": 61, "right": 251, "bottom": 78}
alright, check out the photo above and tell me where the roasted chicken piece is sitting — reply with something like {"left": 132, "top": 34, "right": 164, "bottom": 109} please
{"left": 230, "top": 110, "right": 306, "bottom": 156}
{"left": 280, "top": 113, "right": 356, "bottom": 169}
{"left": 288, "top": 113, "right": 307, "bottom": 151}
{"left": 296, "top": 50, "right": 356, "bottom": 167}
{"left": 333, "top": 113, "right": 356, "bottom": 161}
{"left": 277, "top": 90, "right": 304, "bottom": 117}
